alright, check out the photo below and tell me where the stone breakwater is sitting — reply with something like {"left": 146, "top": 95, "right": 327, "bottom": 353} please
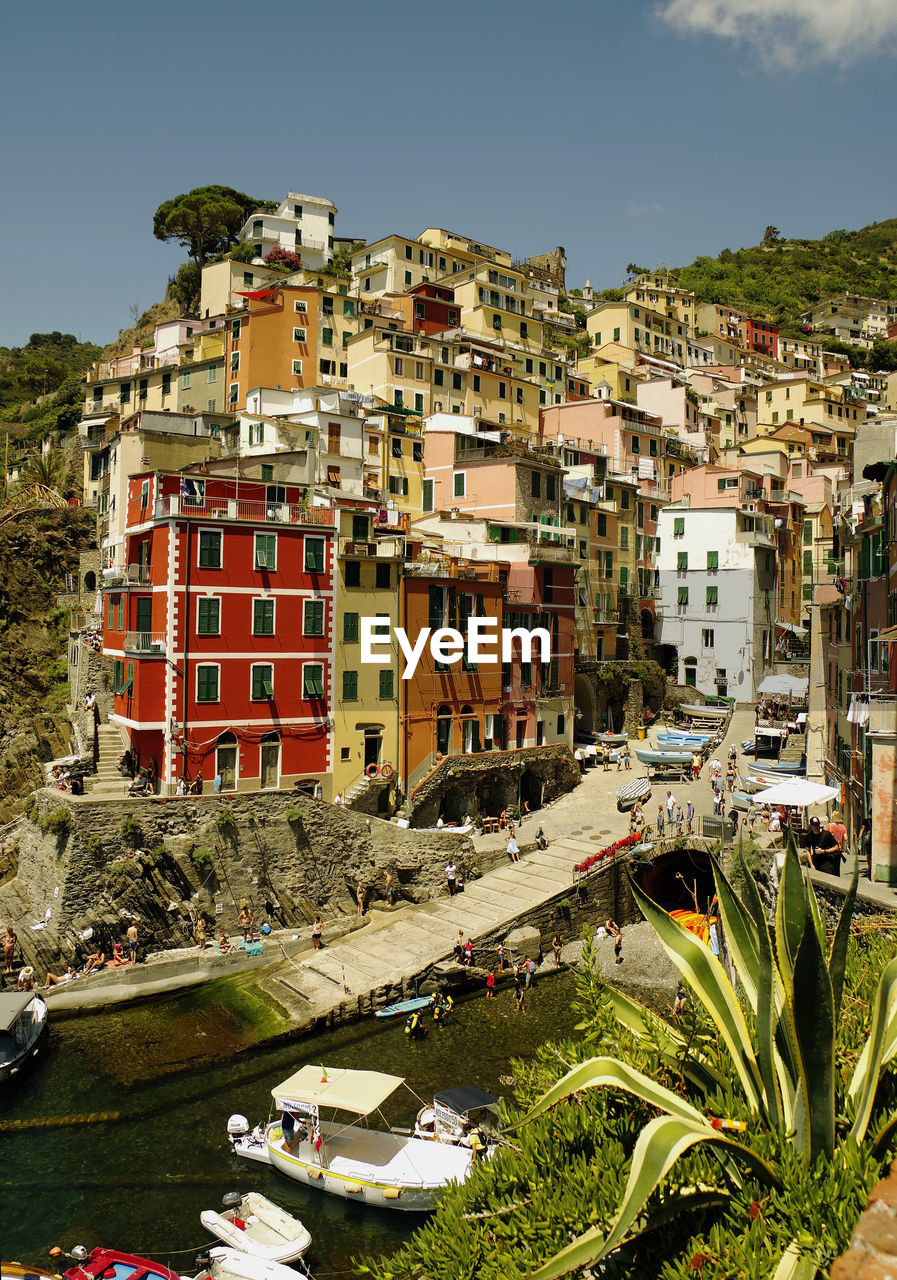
{"left": 0, "top": 788, "right": 475, "bottom": 975}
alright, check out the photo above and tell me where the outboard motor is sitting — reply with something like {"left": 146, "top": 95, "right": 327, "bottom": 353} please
{"left": 227, "top": 1113, "right": 250, "bottom": 1143}
{"left": 222, "top": 1191, "right": 243, "bottom": 1209}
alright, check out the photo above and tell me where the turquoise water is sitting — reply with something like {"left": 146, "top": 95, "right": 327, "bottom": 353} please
{"left": 0, "top": 970, "right": 580, "bottom": 1279}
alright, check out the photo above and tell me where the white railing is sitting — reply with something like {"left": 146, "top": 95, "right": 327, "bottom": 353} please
{"left": 123, "top": 631, "right": 167, "bottom": 654}
{"left": 154, "top": 496, "right": 334, "bottom": 526}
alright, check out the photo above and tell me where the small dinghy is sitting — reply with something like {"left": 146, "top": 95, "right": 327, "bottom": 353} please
{"left": 679, "top": 703, "right": 729, "bottom": 720}
{"left": 616, "top": 777, "right": 651, "bottom": 811}
{"left": 374, "top": 996, "right": 431, "bottom": 1020}
{"left": 198, "top": 1248, "right": 303, "bottom": 1280}
{"left": 201, "top": 1192, "right": 312, "bottom": 1264}
{"left": 635, "top": 748, "right": 692, "bottom": 766}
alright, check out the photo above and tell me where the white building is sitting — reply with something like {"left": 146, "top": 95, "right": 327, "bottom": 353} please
{"left": 656, "top": 503, "right": 777, "bottom": 702}
{"left": 239, "top": 192, "right": 337, "bottom": 271}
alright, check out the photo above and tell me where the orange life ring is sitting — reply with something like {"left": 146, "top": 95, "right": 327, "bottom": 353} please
{"left": 366, "top": 763, "right": 378, "bottom": 778}
{"left": 379, "top": 762, "right": 394, "bottom": 779}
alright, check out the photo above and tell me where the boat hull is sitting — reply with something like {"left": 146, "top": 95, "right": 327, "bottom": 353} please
{"left": 635, "top": 749, "right": 692, "bottom": 766}
{"left": 680, "top": 703, "right": 729, "bottom": 720}
{"left": 616, "top": 777, "right": 652, "bottom": 810}
{"left": 0, "top": 996, "right": 48, "bottom": 1086}
{"left": 374, "top": 997, "right": 431, "bottom": 1020}
{"left": 236, "top": 1121, "right": 471, "bottom": 1213}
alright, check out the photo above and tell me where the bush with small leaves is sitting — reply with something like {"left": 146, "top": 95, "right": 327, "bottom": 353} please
{"left": 120, "top": 815, "right": 144, "bottom": 847}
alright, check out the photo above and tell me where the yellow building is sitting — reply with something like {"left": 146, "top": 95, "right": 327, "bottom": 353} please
{"left": 585, "top": 300, "right": 691, "bottom": 367}
{"left": 199, "top": 258, "right": 283, "bottom": 319}
{"left": 757, "top": 377, "right": 866, "bottom": 429}
{"left": 576, "top": 352, "right": 644, "bottom": 402}
{"left": 331, "top": 504, "right": 402, "bottom": 807}
{"left": 624, "top": 272, "right": 696, "bottom": 329}
{"left": 177, "top": 327, "right": 227, "bottom": 413}
{"left": 350, "top": 233, "right": 479, "bottom": 297}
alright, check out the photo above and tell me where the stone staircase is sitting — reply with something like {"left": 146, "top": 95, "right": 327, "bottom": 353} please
{"left": 256, "top": 840, "right": 587, "bottom": 1020}
{"left": 88, "top": 722, "right": 129, "bottom": 794}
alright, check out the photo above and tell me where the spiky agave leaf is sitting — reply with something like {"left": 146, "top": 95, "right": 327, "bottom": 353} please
{"left": 603, "top": 985, "right": 727, "bottom": 1095}
{"left": 527, "top": 1115, "right": 781, "bottom": 1280}
{"left": 513, "top": 1056, "right": 709, "bottom": 1131}
{"left": 848, "top": 955, "right": 897, "bottom": 1144}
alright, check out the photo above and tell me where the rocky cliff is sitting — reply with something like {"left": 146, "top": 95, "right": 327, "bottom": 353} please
{"left": 0, "top": 789, "right": 475, "bottom": 975}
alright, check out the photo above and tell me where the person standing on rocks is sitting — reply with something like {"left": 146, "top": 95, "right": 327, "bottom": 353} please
{"left": 126, "top": 922, "right": 138, "bottom": 964}
{"left": 552, "top": 933, "right": 562, "bottom": 966}
{"left": 311, "top": 916, "right": 323, "bottom": 949}
{"left": 356, "top": 882, "right": 365, "bottom": 917}
{"left": 606, "top": 918, "right": 623, "bottom": 965}
{"left": 237, "top": 902, "right": 252, "bottom": 941}
{"left": 445, "top": 860, "right": 458, "bottom": 896}
{"left": 3, "top": 925, "right": 17, "bottom": 974}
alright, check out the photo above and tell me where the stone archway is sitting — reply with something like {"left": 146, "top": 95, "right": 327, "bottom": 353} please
{"left": 84, "top": 570, "right": 97, "bottom": 592}
{"left": 640, "top": 608, "right": 655, "bottom": 641}
{"left": 574, "top": 673, "right": 597, "bottom": 734}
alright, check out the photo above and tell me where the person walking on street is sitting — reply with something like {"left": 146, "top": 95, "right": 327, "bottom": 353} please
{"left": 692, "top": 752, "right": 701, "bottom": 781}
{"left": 506, "top": 832, "right": 520, "bottom": 863}
{"left": 445, "top": 861, "right": 458, "bottom": 896}
{"left": 657, "top": 805, "right": 665, "bottom": 837}
{"left": 602, "top": 743, "right": 610, "bottom": 772}
{"left": 686, "top": 800, "right": 695, "bottom": 834}
{"left": 666, "top": 791, "right": 676, "bottom": 825}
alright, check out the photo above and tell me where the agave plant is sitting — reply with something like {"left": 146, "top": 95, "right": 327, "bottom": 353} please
{"left": 514, "top": 836, "right": 897, "bottom": 1280}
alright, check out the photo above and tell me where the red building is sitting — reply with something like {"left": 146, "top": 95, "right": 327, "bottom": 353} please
{"left": 744, "top": 316, "right": 780, "bottom": 360}
{"left": 102, "top": 471, "right": 335, "bottom": 795}
{"left": 407, "top": 282, "right": 459, "bottom": 335}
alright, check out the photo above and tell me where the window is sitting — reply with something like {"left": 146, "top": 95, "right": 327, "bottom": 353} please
{"left": 198, "top": 530, "right": 222, "bottom": 569}
{"left": 322, "top": 296, "right": 334, "bottom": 315}
{"left": 375, "top": 562, "right": 391, "bottom": 589}
{"left": 305, "top": 537, "right": 325, "bottom": 572}
{"left": 345, "top": 560, "right": 361, "bottom": 587}
{"left": 343, "top": 611, "right": 359, "bottom": 642}
{"left": 546, "top": 474, "right": 556, "bottom": 500}
{"left": 388, "top": 475, "right": 409, "bottom": 495}
{"left": 342, "top": 670, "right": 358, "bottom": 701}
{"left": 702, "top": 628, "right": 715, "bottom": 648}
{"left": 454, "top": 472, "right": 466, "bottom": 497}
{"left": 391, "top": 438, "right": 403, "bottom": 458}
{"left": 707, "top": 550, "right": 718, "bottom": 572}
{"left": 322, "top": 327, "right": 333, "bottom": 346}
{"left": 422, "top": 478, "right": 434, "bottom": 512}
{"left": 677, "top": 587, "right": 689, "bottom": 607}
{"left": 196, "top": 665, "right": 219, "bottom": 703}
{"left": 677, "top": 551, "right": 688, "bottom": 572}
{"left": 180, "top": 371, "right": 191, "bottom": 391}
{"left": 208, "top": 366, "right": 217, "bottom": 383}
{"left": 303, "top": 664, "right": 324, "bottom": 698}
{"left": 520, "top": 322, "right": 528, "bottom": 340}
{"left": 492, "top": 314, "right": 502, "bottom": 330}
{"left": 229, "top": 382, "right": 239, "bottom": 405}
{"left": 412, "top": 439, "right": 422, "bottom": 461}
{"left": 292, "top": 327, "right": 307, "bottom": 343}
{"left": 197, "top": 597, "right": 220, "bottom": 635}
{"left": 404, "top": 270, "right": 412, "bottom": 285}
{"left": 294, "top": 300, "right": 307, "bottom": 314}
{"left": 498, "top": 380, "right": 507, "bottom": 399}
{"left": 706, "top": 585, "right": 718, "bottom": 608}
{"left": 620, "top": 526, "right": 629, "bottom": 550}
{"left": 452, "top": 371, "right": 462, "bottom": 390}
{"left": 673, "top": 516, "right": 685, "bottom": 538}
{"left": 253, "top": 598, "right": 275, "bottom": 635}
{"left": 531, "top": 471, "right": 541, "bottom": 498}
{"left": 303, "top": 599, "right": 324, "bottom": 635}
{"left": 254, "top": 533, "right": 277, "bottom": 571}
{"left": 251, "top": 664, "right": 274, "bottom": 700}
{"left": 379, "top": 669, "right": 394, "bottom": 699}
{"left": 292, "top": 359, "right": 303, "bottom": 375}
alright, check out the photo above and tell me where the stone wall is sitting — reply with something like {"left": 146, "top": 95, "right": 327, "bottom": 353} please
{"left": 409, "top": 744, "right": 581, "bottom": 827}
{"left": 0, "top": 789, "right": 474, "bottom": 975}
{"left": 0, "top": 714, "right": 72, "bottom": 825}
{"left": 831, "top": 1161, "right": 897, "bottom": 1280}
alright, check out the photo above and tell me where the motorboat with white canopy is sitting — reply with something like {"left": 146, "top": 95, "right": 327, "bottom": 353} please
{"left": 228, "top": 1065, "right": 474, "bottom": 1212}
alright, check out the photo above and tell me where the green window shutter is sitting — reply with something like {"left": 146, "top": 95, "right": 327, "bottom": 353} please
{"left": 120, "top": 662, "right": 134, "bottom": 695}
{"left": 803, "top": 520, "right": 813, "bottom": 541}
{"left": 707, "top": 550, "right": 718, "bottom": 571}
{"left": 677, "top": 551, "right": 688, "bottom": 571}
{"left": 343, "top": 299, "right": 355, "bottom": 318}
{"left": 619, "top": 566, "right": 628, "bottom": 593}
{"left": 604, "top": 550, "right": 613, "bottom": 575}
{"left": 342, "top": 670, "right": 358, "bottom": 701}
{"left": 322, "top": 327, "right": 333, "bottom": 346}
{"left": 197, "top": 665, "right": 219, "bottom": 702}
{"left": 113, "top": 659, "right": 123, "bottom": 693}
{"left": 304, "top": 599, "right": 324, "bottom": 635}
{"left": 343, "top": 612, "right": 359, "bottom": 642}
{"left": 423, "top": 478, "right": 434, "bottom": 512}
{"left": 197, "top": 597, "right": 218, "bottom": 634}
{"left": 304, "top": 665, "right": 324, "bottom": 698}
{"left": 252, "top": 665, "right": 273, "bottom": 699}
{"left": 706, "top": 585, "right": 718, "bottom": 606}
{"left": 453, "top": 472, "right": 465, "bottom": 497}
{"left": 133, "top": 596, "right": 151, "bottom": 632}
{"left": 255, "top": 534, "right": 276, "bottom": 570}
{"left": 253, "top": 599, "right": 275, "bottom": 634}
{"left": 678, "top": 587, "right": 689, "bottom": 605}
{"left": 117, "top": 595, "right": 124, "bottom": 629}
{"left": 674, "top": 517, "right": 685, "bottom": 537}
{"left": 305, "top": 538, "right": 324, "bottom": 572}
{"left": 379, "top": 669, "right": 394, "bottom": 699}
{"left": 803, "top": 550, "right": 814, "bottom": 574}
{"left": 199, "top": 531, "right": 221, "bottom": 568}
{"left": 428, "top": 585, "right": 443, "bottom": 629}
{"left": 873, "top": 531, "right": 885, "bottom": 576}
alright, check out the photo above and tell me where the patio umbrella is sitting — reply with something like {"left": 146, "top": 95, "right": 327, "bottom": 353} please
{"left": 751, "top": 777, "right": 839, "bottom": 808}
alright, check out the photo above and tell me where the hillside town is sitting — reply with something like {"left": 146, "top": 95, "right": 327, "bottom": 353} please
{"left": 49, "top": 190, "right": 892, "bottom": 888}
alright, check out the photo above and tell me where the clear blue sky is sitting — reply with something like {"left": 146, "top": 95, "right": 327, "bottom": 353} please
{"left": 2, "top": 0, "right": 896, "bottom": 347}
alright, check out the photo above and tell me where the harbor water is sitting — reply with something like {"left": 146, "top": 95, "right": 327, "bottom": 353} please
{"left": 0, "top": 969, "right": 580, "bottom": 1279}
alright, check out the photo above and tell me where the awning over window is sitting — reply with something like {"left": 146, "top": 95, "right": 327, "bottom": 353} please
{"left": 775, "top": 619, "right": 808, "bottom": 637}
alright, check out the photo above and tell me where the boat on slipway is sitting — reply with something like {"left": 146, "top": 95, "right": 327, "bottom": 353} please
{"left": 229, "top": 1064, "right": 474, "bottom": 1212}
{"left": 616, "top": 776, "right": 652, "bottom": 810}
{"left": 634, "top": 748, "right": 693, "bottom": 767}
{"left": 656, "top": 732, "right": 712, "bottom": 748}
{"left": 679, "top": 703, "right": 729, "bottom": 720}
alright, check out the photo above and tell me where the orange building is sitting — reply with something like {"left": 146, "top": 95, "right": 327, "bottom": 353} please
{"left": 398, "top": 554, "right": 505, "bottom": 798}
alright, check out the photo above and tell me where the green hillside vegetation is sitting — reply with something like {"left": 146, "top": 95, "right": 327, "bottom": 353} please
{"left": 0, "top": 331, "right": 101, "bottom": 412}
{"left": 674, "top": 219, "right": 897, "bottom": 333}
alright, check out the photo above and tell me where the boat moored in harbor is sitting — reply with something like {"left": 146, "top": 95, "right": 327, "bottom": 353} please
{"left": 200, "top": 1192, "right": 312, "bottom": 1263}
{"left": 229, "top": 1064, "right": 474, "bottom": 1212}
{"left": 0, "top": 992, "right": 48, "bottom": 1085}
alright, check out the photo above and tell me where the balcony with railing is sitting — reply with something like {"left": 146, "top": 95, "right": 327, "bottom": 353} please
{"left": 153, "top": 496, "right": 334, "bottom": 527}
{"left": 101, "top": 564, "right": 152, "bottom": 590}
{"left": 338, "top": 537, "right": 403, "bottom": 559}
{"left": 353, "top": 256, "right": 390, "bottom": 274}
{"left": 123, "top": 631, "right": 167, "bottom": 655}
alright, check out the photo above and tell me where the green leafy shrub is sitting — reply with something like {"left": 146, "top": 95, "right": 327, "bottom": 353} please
{"left": 189, "top": 844, "right": 214, "bottom": 869}
{"left": 215, "top": 809, "right": 237, "bottom": 832}
{"left": 22, "top": 794, "right": 36, "bottom": 821}
{"left": 39, "top": 807, "right": 72, "bottom": 836}
{"left": 120, "top": 815, "right": 144, "bottom": 847}
{"left": 284, "top": 806, "right": 303, "bottom": 824}
{"left": 149, "top": 843, "right": 168, "bottom": 863}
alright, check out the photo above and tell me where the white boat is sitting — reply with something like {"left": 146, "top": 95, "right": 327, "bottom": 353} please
{"left": 0, "top": 992, "right": 48, "bottom": 1085}
{"left": 679, "top": 703, "right": 729, "bottom": 720}
{"left": 197, "top": 1247, "right": 302, "bottom": 1280}
{"left": 201, "top": 1193, "right": 311, "bottom": 1264}
{"left": 229, "top": 1065, "right": 474, "bottom": 1212}
{"left": 616, "top": 776, "right": 652, "bottom": 810}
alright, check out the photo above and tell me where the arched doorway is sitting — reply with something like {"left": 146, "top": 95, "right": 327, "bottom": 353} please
{"left": 521, "top": 769, "right": 544, "bottom": 812}
{"left": 436, "top": 705, "right": 452, "bottom": 756}
{"left": 216, "top": 731, "right": 238, "bottom": 791}
{"left": 640, "top": 608, "right": 655, "bottom": 641}
{"left": 683, "top": 657, "right": 697, "bottom": 688}
{"left": 84, "top": 570, "right": 96, "bottom": 592}
{"left": 259, "top": 731, "right": 280, "bottom": 790}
